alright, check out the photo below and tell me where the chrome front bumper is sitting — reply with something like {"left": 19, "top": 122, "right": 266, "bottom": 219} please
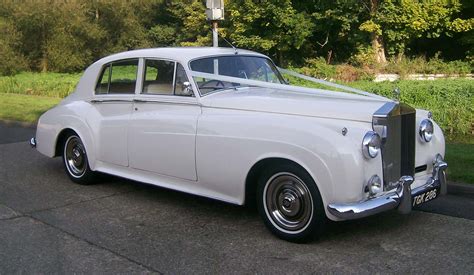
{"left": 328, "top": 155, "right": 448, "bottom": 220}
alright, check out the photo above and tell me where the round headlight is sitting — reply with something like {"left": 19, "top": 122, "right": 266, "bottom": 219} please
{"left": 419, "top": 119, "right": 434, "bottom": 142}
{"left": 362, "top": 131, "right": 381, "bottom": 159}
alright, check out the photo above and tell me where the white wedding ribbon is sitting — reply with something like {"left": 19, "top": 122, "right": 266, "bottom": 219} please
{"left": 188, "top": 69, "right": 388, "bottom": 101}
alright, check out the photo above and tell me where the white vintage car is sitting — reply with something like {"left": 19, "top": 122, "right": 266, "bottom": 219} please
{"left": 31, "top": 47, "right": 447, "bottom": 242}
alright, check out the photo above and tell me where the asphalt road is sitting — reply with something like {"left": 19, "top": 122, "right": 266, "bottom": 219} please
{"left": 1, "top": 121, "right": 473, "bottom": 273}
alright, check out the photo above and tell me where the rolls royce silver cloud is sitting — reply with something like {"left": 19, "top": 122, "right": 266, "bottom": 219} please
{"left": 31, "top": 47, "right": 447, "bottom": 242}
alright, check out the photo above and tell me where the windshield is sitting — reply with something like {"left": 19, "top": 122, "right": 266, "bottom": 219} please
{"left": 190, "top": 55, "right": 284, "bottom": 96}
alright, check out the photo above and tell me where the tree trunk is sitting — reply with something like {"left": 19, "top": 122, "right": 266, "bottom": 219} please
{"left": 277, "top": 50, "right": 283, "bottom": 67}
{"left": 371, "top": 33, "right": 386, "bottom": 64}
{"left": 368, "top": 0, "right": 386, "bottom": 64}
{"left": 41, "top": 56, "right": 48, "bottom": 72}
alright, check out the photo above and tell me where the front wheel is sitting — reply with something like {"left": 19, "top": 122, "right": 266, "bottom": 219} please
{"left": 257, "top": 163, "right": 326, "bottom": 242}
{"left": 62, "top": 133, "right": 96, "bottom": 184}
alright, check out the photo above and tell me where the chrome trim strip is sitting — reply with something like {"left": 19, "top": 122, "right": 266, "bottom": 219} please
{"left": 327, "top": 156, "right": 448, "bottom": 220}
{"left": 90, "top": 99, "right": 134, "bottom": 103}
{"left": 132, "top": 97, "right": 201, "bottom": 106}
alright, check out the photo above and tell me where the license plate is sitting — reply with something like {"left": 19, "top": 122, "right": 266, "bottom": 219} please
{"left": 412, "top": 187, "right": 439, "bottom": 207}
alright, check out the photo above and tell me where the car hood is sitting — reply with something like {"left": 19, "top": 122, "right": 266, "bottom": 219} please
{"left": 199, "top": 87, "right": 392, "bottom": 122}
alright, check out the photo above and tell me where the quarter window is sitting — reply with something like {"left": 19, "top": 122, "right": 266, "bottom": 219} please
{"left": 95, "top": 59, "right": 138, "bottom": 94}
{"left": 96, "top": 65, "right": 110, "bottom": 94}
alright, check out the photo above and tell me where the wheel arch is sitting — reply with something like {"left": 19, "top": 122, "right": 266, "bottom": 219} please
{"left": 52, "top": 121, "right": 96, "bottom": 170}
{"left": 54, "top": 128, "right": 77, "bottom": 157}
{"left": 244, "top": 157, "right": 325, "bottom": 207}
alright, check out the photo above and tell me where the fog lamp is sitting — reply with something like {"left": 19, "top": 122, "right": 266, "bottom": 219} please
{"left": 366, "top": 175, "right": 382, "bottom": 196}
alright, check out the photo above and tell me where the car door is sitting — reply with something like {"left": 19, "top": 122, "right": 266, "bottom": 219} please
{"left": 128, "top": 59, "right": 200, "bottom": 181}
{"left": 90, "top": 59, "right": 139, "bottom": 167}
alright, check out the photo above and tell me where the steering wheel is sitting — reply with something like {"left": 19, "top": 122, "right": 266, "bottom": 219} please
{"left": 199, "top": 79, "right": 226, "bottom": 89}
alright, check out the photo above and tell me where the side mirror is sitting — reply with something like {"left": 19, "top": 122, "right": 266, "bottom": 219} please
{"left": 181, "top": 81, "right": 194, "bottom": 97}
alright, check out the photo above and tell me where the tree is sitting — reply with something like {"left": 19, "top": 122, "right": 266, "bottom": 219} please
{"left": 298, "top": 0, "right": 367, "bottom": 64}
{"left": 0, "top": 18, "right": 28, "bottom": 75}
{"left": 225, "top": 0, "right": 314, "bottom": 65}
{"left": 360, "top": 0, "right": 474, "bottom": 62}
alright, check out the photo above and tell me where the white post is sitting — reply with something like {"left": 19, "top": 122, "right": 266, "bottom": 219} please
{"left": 212, "top": 21, "right": 218, "bottom": 47}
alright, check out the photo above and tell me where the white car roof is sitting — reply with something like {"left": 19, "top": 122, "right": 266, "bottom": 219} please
{"left": 96, "top": 47, "right": 268, "bottom": 66}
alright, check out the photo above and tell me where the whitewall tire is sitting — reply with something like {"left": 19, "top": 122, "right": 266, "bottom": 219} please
{"left": 62, "top": 133, "right": 95, "bottom": 185}
{"left": 257, "top": 163, "right": 326, "bottom": 242}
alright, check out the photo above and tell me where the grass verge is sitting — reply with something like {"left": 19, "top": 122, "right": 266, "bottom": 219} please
{"left": 445, "top": 143, "right": 474, "bottom": 184}
{"left": 0, "top": 72, "right": 80, "bottom": 98}
{"left": 0, "top": 93, "right": 61, "bottom": 123}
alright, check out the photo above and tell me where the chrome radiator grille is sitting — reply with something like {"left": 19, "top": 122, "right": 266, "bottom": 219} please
{"left": 373, "top": 102, "right": 416, "bottom": 190}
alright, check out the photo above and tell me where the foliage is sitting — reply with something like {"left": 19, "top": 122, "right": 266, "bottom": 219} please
{"left": 297, "top": 57, "right": 337, "bottom": 79}
{"left": 375, "top": 0, "right": 474, "bottom": 56}
{"left": 349, "top": 46, "right": 378, "bottom": 68}
{"left": 384, "top": 55, "right": 473, "bottom": 76}
{"left": 225, "top": 0, "right": 314, "bottom": 65}
{"left": 0, "top": 0, "right": 472, "bottom": 74}
{"left": 0, "top": 19, "right": 28, "bottom": 75}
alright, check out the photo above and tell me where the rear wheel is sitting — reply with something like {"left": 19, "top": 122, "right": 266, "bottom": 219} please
{"left": 62, "top": 133, "right": 95, "bottom": 184}
{"left": 257, "top": 163, "right": 326, "bottom": 242}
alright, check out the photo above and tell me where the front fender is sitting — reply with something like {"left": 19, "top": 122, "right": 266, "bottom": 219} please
{"left": 196, "top": 108, "right": 381, "bottom": 220}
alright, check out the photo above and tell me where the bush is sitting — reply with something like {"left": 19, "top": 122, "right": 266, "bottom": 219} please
{"left": 299, "top": 58, "right": 375, "bottom": 82}
{"left": 384, "top": 55, "right": 473, "bottom": 77}
{"left": 298, "top": 57, "right": 337, "bottom": 79}
{"left": 0, "top": 42, "right": 28, "bottom": 76}
{"left": 348, "top": 45, "right": 378, "bottom": 69}
{"left": 335, "top": 65, "right": 375, "bottom": 82}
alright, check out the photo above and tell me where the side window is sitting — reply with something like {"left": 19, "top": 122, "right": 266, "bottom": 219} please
{"left": 95, "top": 59, "right": 138, "bottom": 95}
{"left": 174, "top": 63, "right": 193, "bottom": 97}
{"left": 142, "top": 59, "right": 174, "bottom": 95}
{"left": 108, "top": 59, "right": 139, "bottom": 94}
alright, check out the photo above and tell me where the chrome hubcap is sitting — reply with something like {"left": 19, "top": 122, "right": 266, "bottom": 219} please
{"left": 264, "top": 173, "right": 313, "bottom": 232}
{"left": 65, "top": 136, "right": 86, "bottom": 177}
